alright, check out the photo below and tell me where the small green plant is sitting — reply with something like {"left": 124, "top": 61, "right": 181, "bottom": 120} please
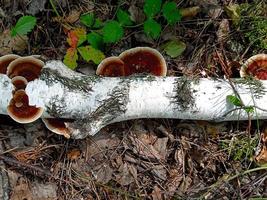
{"left": 63, "top": 28, "right": 105, "bottom": 69}
{"left": 63, "top": 1, "right": 185, "bottom": 69}
{"left": 226, "top": 94, "right": 254, "bottom": 114}
{"left": 220, "top": 135, "right": 258, "bottom": 161}
{"left": 143, "top": 0, "right": 182, "bottom": 39}
{"left": 11, "top": 15, "right": 37, "bottom": 37}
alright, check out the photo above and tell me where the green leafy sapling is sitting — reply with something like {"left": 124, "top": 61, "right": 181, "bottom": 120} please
{"left": 11, "top": 15, "right": 37, "bottom": 37}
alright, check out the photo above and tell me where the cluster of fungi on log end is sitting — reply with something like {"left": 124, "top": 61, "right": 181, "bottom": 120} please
{"left": 97, "top": 47, "right": 167, "bottom": 77}
{"left": 240, "top": 54, "right": 267, "bottom": 80}
{"left": 0, "top": 55, "right": 45, "bottom": 123}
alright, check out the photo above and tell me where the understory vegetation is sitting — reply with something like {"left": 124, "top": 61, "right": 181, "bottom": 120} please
{"left": 0, "top": 0, "right": 267, "bottom": 199}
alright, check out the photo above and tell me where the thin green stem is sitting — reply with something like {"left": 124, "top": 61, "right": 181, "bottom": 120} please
{"left": 49, "top": 0, "right": 61, "bottom": 18}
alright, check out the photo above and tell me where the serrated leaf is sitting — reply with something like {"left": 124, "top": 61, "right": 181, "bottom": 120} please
{"left": 162, "top": 40, "right": 186, "bottom": 58}
{"left": 78, "top": 45, "right": 105, "bottom": 64}
{"left": 227, "top": 95, "right": 242, "bottom": 106}
{"left": 87, "top": 32, "right": 103, "bottom": 50}
{"left": 67, "top": 28, "right": 87, "bottom": 48}
{"left": 64, "top": 47, "right": 78, "bottom": 69}
{"left": 102, "top": 20, "right": 124, "bottom": 43}
{"left": 116, "top": 9, "right": 133, "bottom": 26}
{"left": 143, "top": 19, "right": 161, "bottom": 39}
{"left": 80, "top": 13, "right": 95, "bottom": 27}
{"left": 11, "top": 15, "right": 37, "bottom": 37}
{"left": 143, "top": 0, "right": 162, "bottom": 18}
{"left": 162, "top": 2, "right": 181, "bottom": 25}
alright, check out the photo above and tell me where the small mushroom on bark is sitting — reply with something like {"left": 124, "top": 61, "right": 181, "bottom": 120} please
{"left": 42, "top": 118, "right": 71, "bottom": 138}
{"left": 96, "top": 57, "right": 125, "bottom": 76}
{"left": 119, "top": 47, "right": 167, "bottom": 76}
{"left": 240, "top": 54, "right": 267, "bottom": 80}
{"left": 7, "top": 56, "right": 44, "bottom": 81}
{"left": 7, "top": 89, "right": 44, "bottom": 123}
{"left": 11, "top": 76, "right": 28, "bottom": 90}
{"left": 0, "top": 54, "right": 20, "bottom": 74}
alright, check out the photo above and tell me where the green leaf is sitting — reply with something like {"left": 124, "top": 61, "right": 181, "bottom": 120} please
{"left": 11, "top": 15, "right": 37, "bottom": 37}
{"left": 80, "top": 13, "right": 95, "bottom": 27}
{"left": 227, "top": 95, "right": 242, "bottom": 106}
{"left": 224, "top": 4, "right": 241, "bottom": 27}
{"left": 78, "top": 45, "right": 105, "bottom": 64}
{"left": 64, "top": 47, "right": 78, "bottom": 70}
{"left": 116, "top": 9, "right": 133, "bottom": 26}
{"left": 143, "top": 0, "right": 162, "bottom": 18}
{"left": 162, "top": 2, "right": 181, "bottom": 25}
{"left": 87, "top": 32, "right": 104, "bottom": 50}
{"left": 162, "top": 40, "right": 186, "bottom": 58}
{"left": 67, "top": 28, "right": 87, "bottom": 48}
{"left": 93, "top": 18, "right": 104, "bottom": 29}
{"left": 102, "top": 20, "right": 124, "bottom": 43}
{"left": 143, "top": 19, "right": 161, "bottom": 39}
{"left": 244, "top": 106, "right": 254, "bottom": 114}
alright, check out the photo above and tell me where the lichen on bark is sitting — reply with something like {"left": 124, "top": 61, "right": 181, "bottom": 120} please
{"left": 172, "top": 77, "right": 196, "bottom": 111}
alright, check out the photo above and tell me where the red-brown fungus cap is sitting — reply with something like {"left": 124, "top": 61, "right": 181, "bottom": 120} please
{"left": 119, "top": 47, "right": 167, "bottom": 76}
{"left": 96, "top": 57, "right": 125, "bottom": 77}
{"left": 240, "top": 54, "right": 267, "bottom": 80}
{"left": 42, "top": 118, "right": 71, "bottom": 138}
{"left": 11, "top": 76, "right": 28, "bottom": 90}
{"left": 7, "top": 56, "right": 44, "bottom": 81}
{"left": 7, "top": 89, "right": 44, "bottom": 123}
{"left": 0, "top": 54, "right": 20, "bottom": 74}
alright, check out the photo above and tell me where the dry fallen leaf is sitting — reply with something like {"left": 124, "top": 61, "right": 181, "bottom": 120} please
{"left": 216, "top": 19, "right": 230, "bottom": 44}
{"left": 95, "top": 165, "right": 113, "bottom": 184}
{"left": 255, "top": 130, "right": 267, "bottom": 164}
{"left": 10, "top": 177, "right": 33, "bottom": 200}
{"left": 67, "top": 149, "right": 81, "bottom": 160}
{"left": 65, "top": 10, "right": 81, "bottom": 24}
{"left": 115, "top": 162, "right": 137, "bottom": 186}
{"left": 0, "top": 29, "right": 28, "bottom": 55}
{"left": 151, "top": 185, "right": 163, "bottom": 200}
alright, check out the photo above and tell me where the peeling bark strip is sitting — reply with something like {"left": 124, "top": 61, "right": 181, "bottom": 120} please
{"left": 1, "top": 60, "right": 267, "bottom": 138}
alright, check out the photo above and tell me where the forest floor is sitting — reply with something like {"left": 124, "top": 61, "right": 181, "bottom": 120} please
{"left": 0, "top": 0, "right": 267, "bottom": 199}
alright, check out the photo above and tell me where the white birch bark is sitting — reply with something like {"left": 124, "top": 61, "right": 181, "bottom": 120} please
{"left": 1, "top": 60, "right": 267, "bottom": 138}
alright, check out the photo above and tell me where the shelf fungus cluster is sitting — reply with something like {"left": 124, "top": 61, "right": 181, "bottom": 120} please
{"left": 0, "top": 49, "right": 267, "bottom": 139}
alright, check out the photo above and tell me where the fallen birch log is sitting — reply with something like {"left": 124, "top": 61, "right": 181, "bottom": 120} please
{"left": 0, "top": 60, "right": 267, "bottom": 138}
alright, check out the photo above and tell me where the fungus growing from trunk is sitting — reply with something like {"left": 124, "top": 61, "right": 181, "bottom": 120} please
{"left": 96, "top": 57, "right": 125, "bottom": 76}
{"left": 0, "top": 54, "right": 20, "bottom": 74}
{"left": 96, "top": 47, "right": 167, "bottom": 77}
{"left": 7, "top": 56, "right": 44, "bottom": 81}
{"left": 7, "top": 89, "right": 44, "bottom": 123}
{"left": 119, "top": 47, "right": 167, "bottom": 76}
{"left": 42, "top": 118, "right": 71, "bottom": 138}
{"left": 240, "top": 54, "right": 267, "bottom": 80}
{"left": 11, "top": 76, "right": 28, "bottom": 90}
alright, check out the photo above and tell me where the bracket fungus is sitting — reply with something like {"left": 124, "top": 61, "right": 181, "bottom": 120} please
{"left": 7, "top": 89, "right": 44, "bottom": 123}
{"left": 96, "top": 47, "right": 167, "bottom": 76}
{"left": 240, "top": 54, "right": 267, "bottom": 79}
{"left": 0, "top": 55, "right": 45, "bottom": 124}
{"left": 97, "top": 56, "right": 125, "bottom": 76}
{"left": 11, "top": 76, "right": 28, "bottom": 90}
{"left": 119, "top": 47, "right": 167, "bottom": 76}
{"left": 42, "top": 118, "right": 71, "bottom": 139}
{"left": 0, "top": 54, "right": 20, "bottom": 74}
{"left": 7, "top": 56, "right": 44, "bottom": 81}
